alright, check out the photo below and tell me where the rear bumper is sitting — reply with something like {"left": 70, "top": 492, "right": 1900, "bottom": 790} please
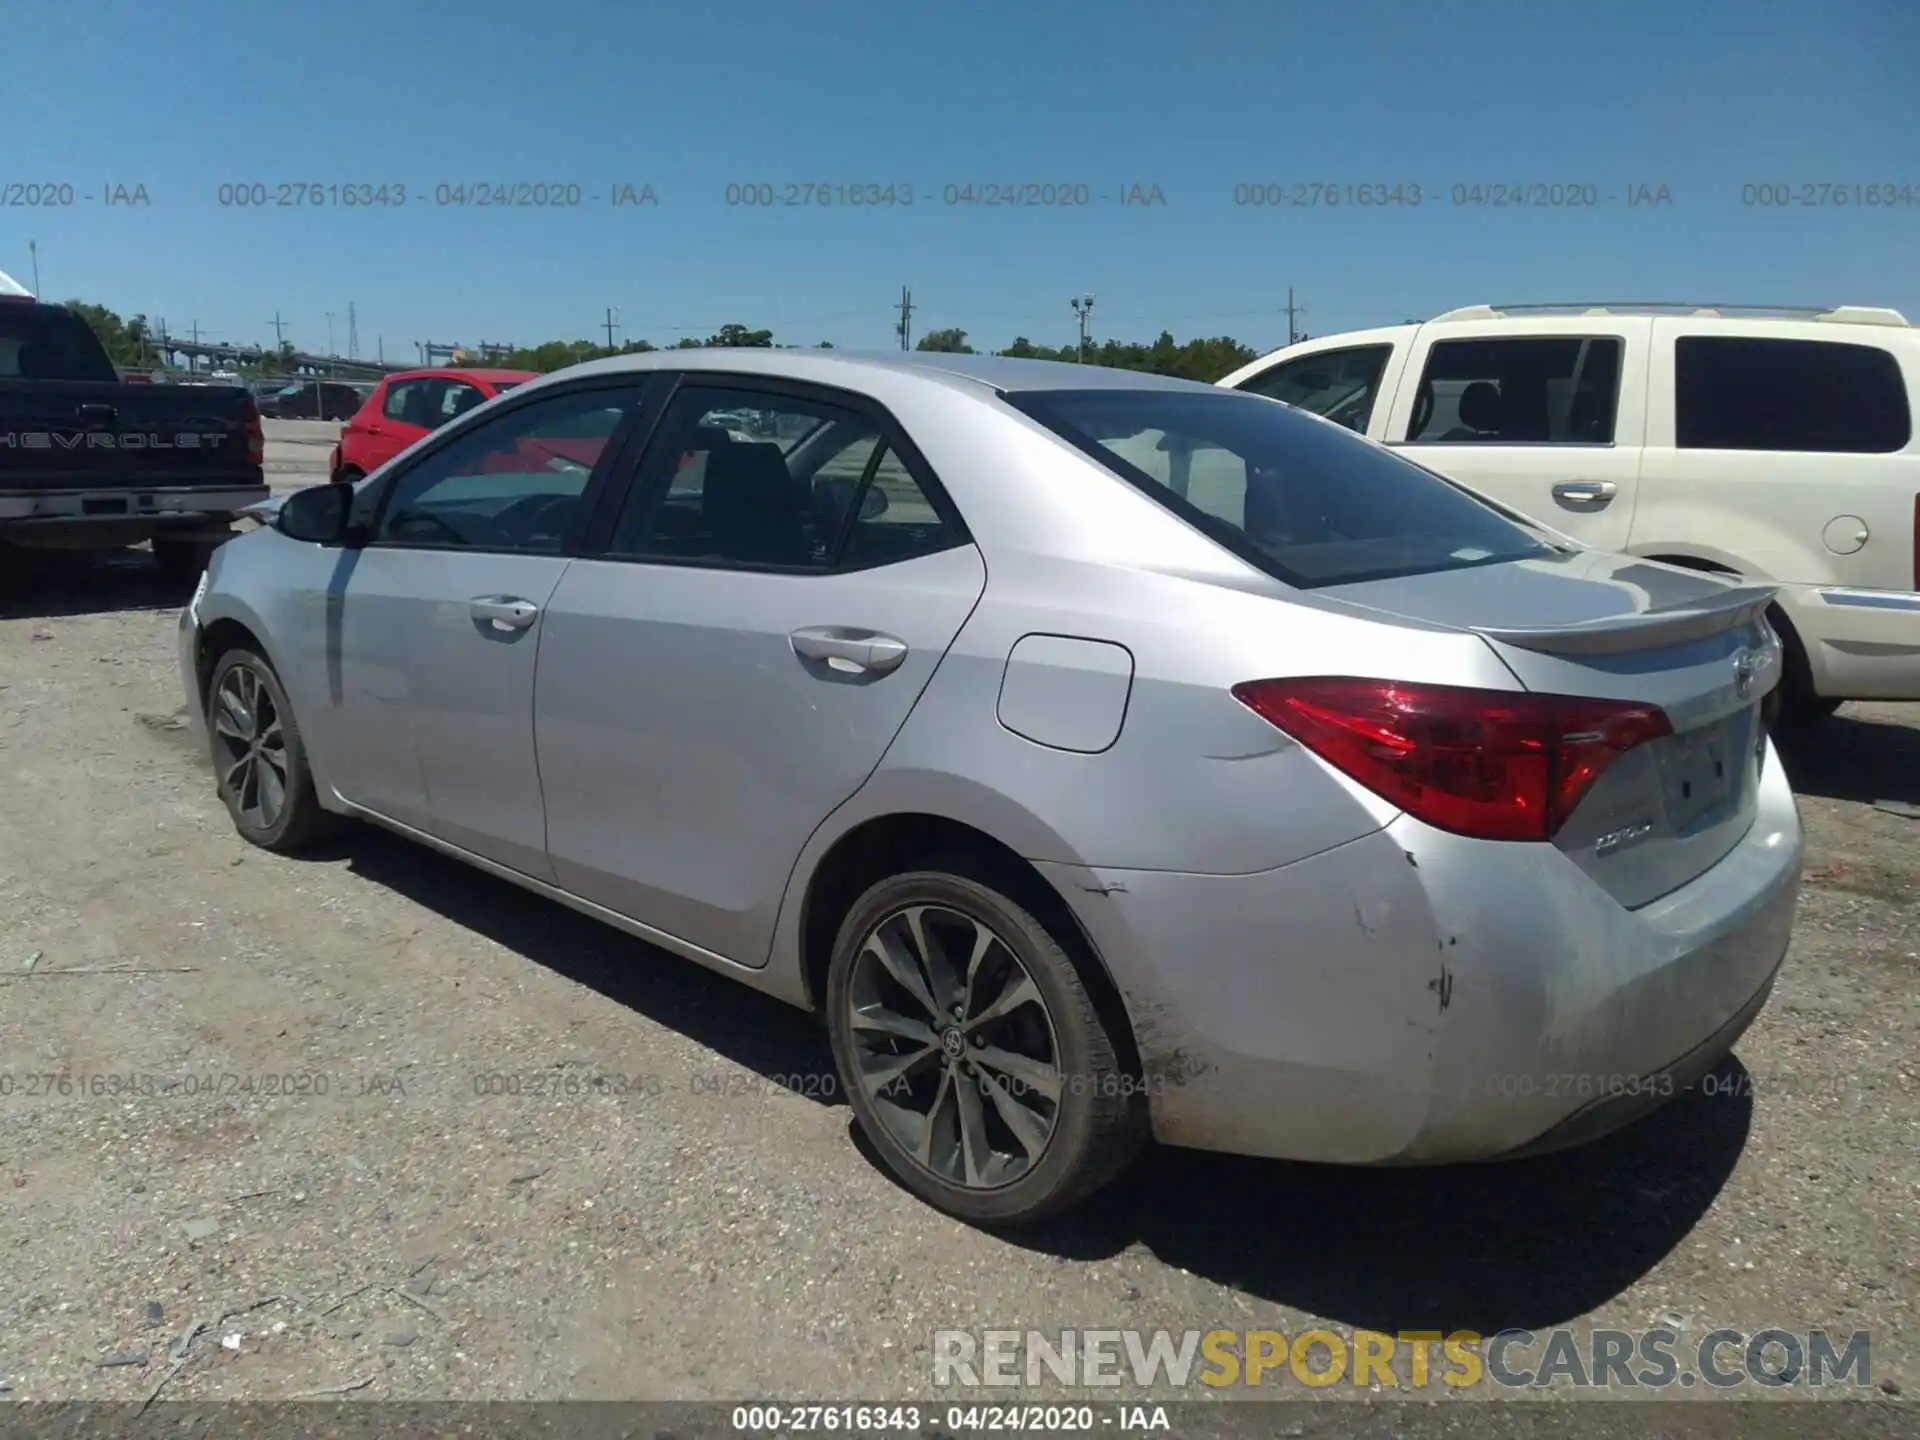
{"left": 1038, "top": 735, "right": 1803, "bottom": 1165}
{"left": 1778, "top": 582, "right": 1920, "bottom": 701}
{"left": 0, "top": 485, "right": 269, "bottom": 522}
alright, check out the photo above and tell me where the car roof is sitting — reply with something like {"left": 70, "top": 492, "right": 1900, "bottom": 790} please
{"left": 522, "top": 349, "right": 1223, "bottom": 397}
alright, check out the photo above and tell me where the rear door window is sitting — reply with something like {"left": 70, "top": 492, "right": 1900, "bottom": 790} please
{"left": 1404, "top": 336, "right": 1623, "bottom": 444}
{"left": 1674, "top": 336, "right": 1911, "bottom": 453}
{"left": 1008, "top": 387, "right": 1552, "bottom": 588}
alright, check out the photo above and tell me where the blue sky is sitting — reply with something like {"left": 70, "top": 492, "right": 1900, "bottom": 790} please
{"left": 6, "top": 0, "right": 1915, "bottom": 358}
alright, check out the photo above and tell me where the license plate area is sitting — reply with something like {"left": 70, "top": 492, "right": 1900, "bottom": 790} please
{"left": 1658, "top": 706, "right": 1755, "bottom": 834}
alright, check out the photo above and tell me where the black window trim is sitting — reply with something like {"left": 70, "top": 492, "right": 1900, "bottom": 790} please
{"left": 577, "top": 371, "right": 973, "bottom": 577}
{"left": 1391, "top": 332, "right": 1627, "bottom": 449}
{"left": 1003, "top": 386, "right": 1555, "bottom": 591}
{"left": 350, "top": 373, "right": 671, "bottom": 558}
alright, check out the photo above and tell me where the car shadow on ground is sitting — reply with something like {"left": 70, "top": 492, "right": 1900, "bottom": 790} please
{"left": 1008, "top": 1070, "right": 1750, "bottom": 1335}
{"left": 335, "top": 826, "right": 846, "bottom": 1097}
{"left": 1775, "top": 708, "right": 1920, "bottom": 806}
{"left": 332, "top": 823, "right": 1748, "bottom": 1335}
{"left": 0, "top": 546, "right": 196, "bottom": 620}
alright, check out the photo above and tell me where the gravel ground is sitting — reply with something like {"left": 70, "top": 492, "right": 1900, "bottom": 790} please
{"left": 0, "top": 538, "right": 1914, "bottom": 1414}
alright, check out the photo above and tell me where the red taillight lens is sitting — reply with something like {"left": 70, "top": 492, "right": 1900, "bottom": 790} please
{"left": 1232, "top": 677, "right": 1672, "bottom": 842}
{"left": 243, "top": 396, "right": 264, "bottom": 465}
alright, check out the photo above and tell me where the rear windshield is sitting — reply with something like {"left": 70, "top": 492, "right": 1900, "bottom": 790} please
{"left": 1005, "top": 388, "right": 1552, "bottom": 588}
{"left": 0, "top": 303, "right": 118, "bottom": 383}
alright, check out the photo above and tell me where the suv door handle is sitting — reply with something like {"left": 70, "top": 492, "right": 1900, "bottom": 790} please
{"left": 1552, "top": 480, "right": 1617, "bottom": 503}
{"left": 77, "top": 402, "right": 118, "bottom": 421}
{"left": 790, "top": 626, "right": 909, "bottom": 674}
{"left": 470, "top": 596, "right": 540, "bottom": 631}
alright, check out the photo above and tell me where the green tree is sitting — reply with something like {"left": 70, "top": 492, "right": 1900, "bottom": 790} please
{"left": 707, "top": 323, "right": 774, "bottom": 347}
{"left": 915, "top": 328, "right": 974, "bottom": 353}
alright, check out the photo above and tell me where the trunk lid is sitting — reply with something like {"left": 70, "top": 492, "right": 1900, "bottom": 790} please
{"left": 1320, "top": 550, "right": 1780, "bottom": 908}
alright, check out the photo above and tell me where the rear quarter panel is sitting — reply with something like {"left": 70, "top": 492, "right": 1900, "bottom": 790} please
{"left": 1632, "top": 320, "right": 1920, "bottom": 592}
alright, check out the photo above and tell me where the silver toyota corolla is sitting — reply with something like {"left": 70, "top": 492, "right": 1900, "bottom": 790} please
{"left": 180, "top": 351, "right": 1803, "bottom": 1225}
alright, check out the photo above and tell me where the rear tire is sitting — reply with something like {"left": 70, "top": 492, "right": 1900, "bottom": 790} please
{"left": 206, "top": 646, "right": 336, "bottom": 854}
{"left": 825, "top": 862, "right": 1147, "bottom": 1226}
{"left": 1764, "top": 606, "right": 1841, "bottom": 731}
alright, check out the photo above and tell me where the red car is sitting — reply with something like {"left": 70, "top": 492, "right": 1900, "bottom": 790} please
{"left": 329, "top": 368, "right": 537, "bottom": 482}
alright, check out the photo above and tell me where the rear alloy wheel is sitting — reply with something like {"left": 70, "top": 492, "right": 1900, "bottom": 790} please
{"left": 207, "top": 647, "right": 334, "bottom": 853}
{"left": 826, "top": 867, "right": 1145, "bottom": 1225}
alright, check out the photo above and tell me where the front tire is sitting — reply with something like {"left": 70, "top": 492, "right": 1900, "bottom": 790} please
{"left": 206, "top": 647, "right": 334, "bottom": 853}
{"left": 825, "top": 865, "right": 1146, "bottom": 1226}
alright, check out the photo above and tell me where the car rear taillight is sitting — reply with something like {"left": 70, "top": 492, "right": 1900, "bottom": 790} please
{"left": 242, "top": 395, "right": 264, "bottom": 465}
{"left": 1232, "top": 677, "right": 1672, "bottom": 842}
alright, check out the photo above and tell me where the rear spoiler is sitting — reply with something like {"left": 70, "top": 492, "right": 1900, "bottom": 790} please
{"left": 1473, "top": 584, "right": 1777, "bottom": 656}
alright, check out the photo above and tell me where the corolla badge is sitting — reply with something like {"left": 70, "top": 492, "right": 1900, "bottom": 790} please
{"left": 1732, "top": 648, "right": 1757, "bottom": 699}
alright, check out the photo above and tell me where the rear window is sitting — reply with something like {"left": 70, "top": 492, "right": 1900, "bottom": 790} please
{"left": 1006, "top": 388, "right": 1552, "bottom": 588}
{"left": 1675, "top": 336, "right": 1911, "bottom": 453}
{"left": 492, "top": 380, "right": 525, "bottom": 393}
{"left": 0, "top": 303, "right": 117, "bottom": 383}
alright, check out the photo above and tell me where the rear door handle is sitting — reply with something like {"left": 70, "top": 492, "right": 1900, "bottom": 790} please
{"left": 1552, "top": 480, "right": 1617, "bottom": 503}
{"left": 790, "top": 625, "right": 909, "bottom": 675}
{"left": 77, "top": 402, "right": 118, "bottom": 421}
{"left": 470, "top": 595, "right": 540, "bottom": 631}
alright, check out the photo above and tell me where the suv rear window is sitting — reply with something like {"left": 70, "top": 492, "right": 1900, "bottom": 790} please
{"left": 1007, "top": 388, "right": 1552, "bottom": 588}
{"left": 0, "top": 303, "right": 118, "bottom": 383}
{"left": 1675, "top": 336, "right": 1911, "bottom": 453}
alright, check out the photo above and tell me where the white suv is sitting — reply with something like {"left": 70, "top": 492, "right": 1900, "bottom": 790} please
{"left": 1219, "top": 303, "right": 1920, "bottom": 721}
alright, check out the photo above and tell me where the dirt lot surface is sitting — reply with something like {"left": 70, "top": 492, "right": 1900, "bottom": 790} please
{"left": 0, "top": 534, "right": 1914, "bottom": 1414}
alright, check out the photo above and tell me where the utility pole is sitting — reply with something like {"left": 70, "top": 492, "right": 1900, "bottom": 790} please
{"left": 348, "top": 302, "right": 358, "bottom": 360}
{"left": 269, "top": 313, "right": 288, "bottom": 350}
{"left": 603, "top": 306, "right": 621, "bottom": 349}
{"left": 1070, "top": 294, "right": 1096, "bottom": 361}
{"left": 896, "top": 286, "right": 913, "bottom": 350}
{"left": 1284, "top": 287, "right": 1305, "bottom": 346}
{"left": 27, "top": 239, "right": 40, "bottom": 294}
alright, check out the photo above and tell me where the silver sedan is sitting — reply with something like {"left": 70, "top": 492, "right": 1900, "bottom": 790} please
{"left": 180, "top": 351, "right": 1803, "bottom": 1225}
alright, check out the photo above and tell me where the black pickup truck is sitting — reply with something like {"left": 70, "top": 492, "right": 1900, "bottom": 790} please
{"left": 0, "top": 291, "right": 267, "bottom": 580}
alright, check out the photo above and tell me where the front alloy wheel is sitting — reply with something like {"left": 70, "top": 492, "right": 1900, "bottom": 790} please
{"left": 206, "top": 647, "right": 334, "bottom": 853}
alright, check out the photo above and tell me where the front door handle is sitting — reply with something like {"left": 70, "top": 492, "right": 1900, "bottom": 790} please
{"left": 790, "top": 625, "right": 909, "bottom": 675}
{"left": 1552, "top": 480, "right": 1617, "bottom": 504}
{"left": 77, "top": 402, "right": 118, "bottom": 421}
{"left": 470, "top": 595, "right": 540, "bottom": 632}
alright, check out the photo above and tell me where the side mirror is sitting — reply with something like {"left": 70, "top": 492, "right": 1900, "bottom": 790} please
{"left": 275, "top": 482, "right": 353, "bottom": 544}
{"left": 859, "top": 485, "right": 890, "bottom": 521}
